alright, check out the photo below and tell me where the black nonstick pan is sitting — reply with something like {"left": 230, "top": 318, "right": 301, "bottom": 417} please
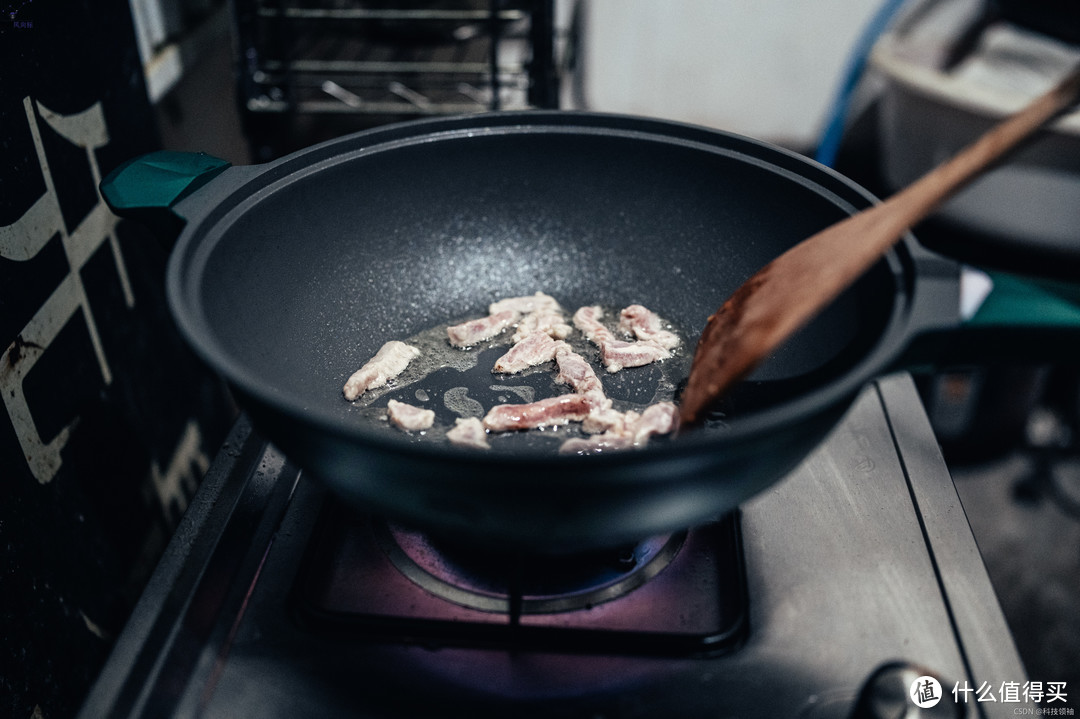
{"left": 101, "top": 111, "right": 1080, "bottom": 551}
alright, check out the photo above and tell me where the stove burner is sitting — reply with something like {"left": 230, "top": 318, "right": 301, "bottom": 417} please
{"left": 373, "top": 521, "right": 684, "bottom": 614}
{"left": 293, "top": 502, "right": 748, "bottom": 657}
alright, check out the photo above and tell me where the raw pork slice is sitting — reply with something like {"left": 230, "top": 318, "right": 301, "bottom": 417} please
{"left": 483, "top": 394, "right": 592, "bottom": 432}
{"left": 511, "top": 308, "right": 572, "bottom": 343}
{"left": 629, "top": 402, "right": 680, "bottom": 442}
{"left": 598, "top": 339, "right": 670, "bottom": 373}
{"left": 553, "top": 345, "right": 605, "bottom": 396}
{"left": 572, "top": 305, "right": 671, "bottom": 372}
{"left": 489, "top": 292, "right": 561, "bottom": 316}
{"left": 553, "top": 345, "right": 620, "bottom": 432}
{"left": 572, "top": 305, "right": 616, "bottom": 346}
{"left": 491, "top": 293, "right": 571, "bottom": 343}
{"left": 618, "top": 304, "right": 680, "bottom": 350}
{"left": 447, "top": 309, "right": 518, "bottom": 347}
{"left": 343, "top": 341, "right": 421, "bottom": 401}
{"left": 387, "top": 399, "right": 435, "bottom": 431}
{"left": 558, "top": 433, "right": 635, "bottom": 455}
{"left": 446, "top": 417, "right": 490, "bottom": 450}
{"left": 493, "top": 334, "right": 566, "bottom": 374}
{"left": 581, "top": 405, "right": 628, "bottom": 435}
{"left": 559, "top": 402, "right": 678, "bottom": 454}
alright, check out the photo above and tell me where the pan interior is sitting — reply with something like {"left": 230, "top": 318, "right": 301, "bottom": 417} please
{"left": 184, "top": 124, "right": 901, "bottom": 453}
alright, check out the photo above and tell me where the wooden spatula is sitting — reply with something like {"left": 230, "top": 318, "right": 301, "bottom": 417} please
{"left": 679, "top": 65, "right": 1080, "bottom": 427}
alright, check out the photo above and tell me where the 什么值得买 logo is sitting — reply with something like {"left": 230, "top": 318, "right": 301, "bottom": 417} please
{"left": 910, "top": 675, "right": 943, "bottom": 709}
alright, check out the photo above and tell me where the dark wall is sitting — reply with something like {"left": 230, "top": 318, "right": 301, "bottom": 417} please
{"left": 1, "top": 3, "right": 235, "bottom": 716}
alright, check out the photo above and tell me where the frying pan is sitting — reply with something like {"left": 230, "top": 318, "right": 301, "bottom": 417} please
{"left": 101, "top": 111, "right": 1080, "bottom": 552}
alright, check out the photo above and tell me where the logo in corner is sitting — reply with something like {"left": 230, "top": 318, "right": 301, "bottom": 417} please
{"left": 910, "top": 675, "right": 943, "bottom": 708}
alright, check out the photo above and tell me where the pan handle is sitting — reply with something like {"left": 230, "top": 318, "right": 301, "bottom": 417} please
{"left": 99, "top": 150, "right": 231, "bottom": 242}
{"left": 963, "top": 269, "right": 1080, "bottom": 353}
{"left": 967, "top": 270, "right": 1080, "bottom": 326}
{"left": 905, "top": 267, "right": 1080, "bottom": 367}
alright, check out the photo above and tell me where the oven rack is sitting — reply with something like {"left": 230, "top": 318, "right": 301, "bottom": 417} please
{"left": 231, "top": 0, "right": 559, "bottom": 159}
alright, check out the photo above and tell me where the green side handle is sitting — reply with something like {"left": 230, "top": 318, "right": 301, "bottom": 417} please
{"left": 968, "top": 272, "right": 1080, "bottom": 328}
{"left": 953, "top": 269, "right": 1080, "bottom": 362}
{"left": 100, "top": 150, "right": 231, "bottom": 241}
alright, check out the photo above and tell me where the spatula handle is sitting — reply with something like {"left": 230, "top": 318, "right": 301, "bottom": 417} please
{"left": 679, "top": 65, "right": 1080, "bottom": 427}
{"left": 881, "top": 65, "right": 1080, "bottom": 236}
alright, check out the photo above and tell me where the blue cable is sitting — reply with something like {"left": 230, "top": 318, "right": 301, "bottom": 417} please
{"left": 814, "top": 0, "right": 910, "bottom": 167}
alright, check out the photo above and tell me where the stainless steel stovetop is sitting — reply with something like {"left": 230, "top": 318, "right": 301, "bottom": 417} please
{"left": 78, "top": 374, "right": 1030, "bottom": 718}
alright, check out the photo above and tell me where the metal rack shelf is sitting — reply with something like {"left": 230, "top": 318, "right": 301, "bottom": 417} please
{"left": 253, "top": 7, "right": 528, "bottom": 21}
{"left": 231, "top": 0, "right": 559, "bottom": 159}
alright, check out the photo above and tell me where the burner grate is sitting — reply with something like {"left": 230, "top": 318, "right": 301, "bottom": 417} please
{"left": 292, "top": 502, "right": 747, "bottom": 657}
{"left": 375, "top": 521, "right": 684, "bottom": 615}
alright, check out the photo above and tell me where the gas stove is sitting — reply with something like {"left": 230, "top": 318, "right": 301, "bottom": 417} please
{"left": 78, "top": 374, "right": 1030, "bottom": 718}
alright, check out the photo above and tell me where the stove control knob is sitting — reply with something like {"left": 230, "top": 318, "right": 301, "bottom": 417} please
{"left": 850, "top": 662, "right": 965, "bottom": 719}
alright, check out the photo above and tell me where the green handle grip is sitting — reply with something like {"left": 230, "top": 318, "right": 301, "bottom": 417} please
{"left": 100, "top": 150, "right": 231, "bottom": 240}
{"left": 968, "top": 272, "right": 1080, "bottom": 329}
{"left": 899, "top": 265, "right": 1080, "bottom": 370}
{"left": 940, "top": 269, "right": 1080, "bottom": 363}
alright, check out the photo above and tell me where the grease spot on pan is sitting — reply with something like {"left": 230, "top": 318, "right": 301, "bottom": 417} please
{"left": 443, "top": 386, "right": 485, "bottom": 418}
{"left": 491, "top": 385, "right": 535, "bottom": 404}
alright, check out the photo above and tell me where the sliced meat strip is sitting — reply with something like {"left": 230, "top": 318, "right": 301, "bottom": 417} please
{"left": 447, "top": 309, "right": 519, "bottom": 348}
{"left": 572, "top": 305, "right": 616, "bottom": 346}
{"left": 581, "top": 405, "right": 627, "bottom": 435}
{"left": 558, "top": 433, "right": 636, "bottom": 455}
{"left": 483, "top": 394, "right": 592, "bottom": 432}
{"left": 618, "top": 304, "right": 680, "bottom": 350}
{"left": 493, "top": 334, "right": 567, "bottom": 374}
{"left": 630, "top": 402, "right": 680, "bottom": 442}
{"left": 559, "top": 402, "right": 679, "bottom": 455}
{"left": 559, "top": 409, "right": 643, "bottom": 454}
{"left": 489, "top": 291, "right": 562, "bottom": 316}
{"left": 573, "top": 305, "right": 671, "bottom": 372}
{"left": 343, "top": 340, "right": 421, "bottom": 401}
{"left": 553, "top": 345, "right": 618, "bottom": 432}
{"left": 511, "top": 308, "right": 572, "bottom": 343}
{"left": 600, "top": 338, "right": 670, "bottom": 373}
{"left": 553, "top": 345, "right": 604, "bottom": 395}
{"left": 447, "top": 416, "right": 490, "bottom": 450}
{"left": 386, "top": 399, "right": 435, "bottom": 431}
